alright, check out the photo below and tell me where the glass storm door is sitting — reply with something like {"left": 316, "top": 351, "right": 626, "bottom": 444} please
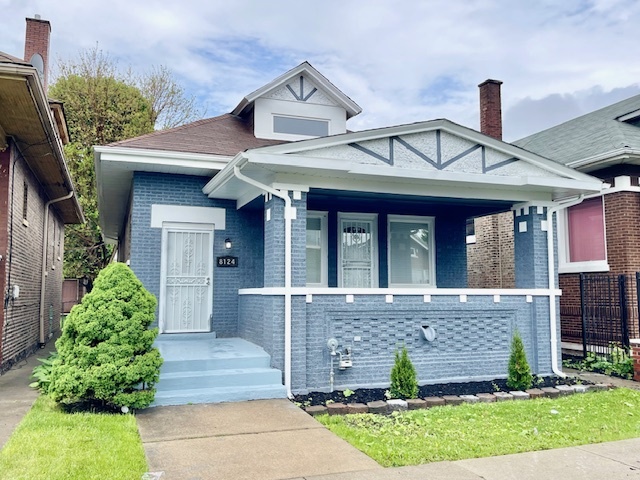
{"left": 339, "top": 215, "right": 377, "bottom": 288}
{"left": 161, "top": 225, "right": 213, "bottom": 333}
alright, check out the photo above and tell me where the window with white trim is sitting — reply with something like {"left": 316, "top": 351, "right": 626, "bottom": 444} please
{"left": 558, "top": 197, "right": 609, "bottom": 273}
{"left": 338, "top": 213, "right": 378, "bottom": 288}
{"left": 306, "top": 211, "right": 328, "bottom": 286}
{"left": 388, "top": 215, "right": 436, "bottom": 286}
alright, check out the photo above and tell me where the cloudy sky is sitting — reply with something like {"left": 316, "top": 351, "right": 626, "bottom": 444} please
{"left": 2, "top": 0, "right": 639, "bottom": 141}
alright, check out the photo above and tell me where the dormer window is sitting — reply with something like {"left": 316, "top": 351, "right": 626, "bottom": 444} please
{"left": 273, "top": 115, "right": 329, "bottom": 137}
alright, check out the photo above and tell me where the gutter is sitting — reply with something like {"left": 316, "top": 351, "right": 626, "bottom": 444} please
{"left": 231, "top": 161, "right": 294, "bottom": 399}
{"left": 39, "top": 191, "right": 75, "bottom": 346}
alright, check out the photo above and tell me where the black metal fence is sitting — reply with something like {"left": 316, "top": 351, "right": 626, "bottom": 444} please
{"left": 569, "top": 273, "right": 640, "bottom": 359}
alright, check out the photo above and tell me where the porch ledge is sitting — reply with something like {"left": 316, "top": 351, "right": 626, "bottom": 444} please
{"left": 238, "top": 287, "right": 562, "bottom": 296}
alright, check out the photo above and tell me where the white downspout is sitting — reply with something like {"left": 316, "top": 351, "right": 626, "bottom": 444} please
{"left": 546, "top": 195, "right": 585, "bottom": 377}
{"left": 232, "top": 164, "right": 294, "bottom": 398}
{"left": 39, "top": 191, "right": 75, "bottom": 346}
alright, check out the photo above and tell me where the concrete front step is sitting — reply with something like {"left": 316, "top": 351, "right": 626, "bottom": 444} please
{"left": 152, "top": 336, "right": 286, "bottom": 406}
{"left": 156, "top": 336, "right": 272, "bottom": 373}
{"left": 152, "top": 384, "right": 288, "bottom": 406}
{"left": 157, "top": 367, "right": 284, "bottom": 390}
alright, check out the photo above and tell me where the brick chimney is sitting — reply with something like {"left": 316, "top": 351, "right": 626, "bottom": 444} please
{"left": 478, "top": 79, "right": 503, "bottom": 140}
{"left": 24, "top": 14, "right": 51, "bottom": 92}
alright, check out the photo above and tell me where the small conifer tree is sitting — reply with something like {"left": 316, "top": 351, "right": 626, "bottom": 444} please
{"left": 389, "top": 345, "right": 418, "bottom": 399}
{"left": 49, "top": 263, "right": 162, "bottom": 409}
{"left": 507, "top": 330, "right": 533, "bottom": 391}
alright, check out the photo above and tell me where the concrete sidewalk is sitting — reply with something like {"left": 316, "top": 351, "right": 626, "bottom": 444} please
{"left": 0, "top": 340, "right": 57, "bottom": 449}
{"left": 137, "top": 398, "right": 640, "bottom": 480}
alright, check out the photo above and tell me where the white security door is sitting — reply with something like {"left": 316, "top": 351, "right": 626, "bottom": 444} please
{"left": 160, "top": 224, "right": 213, "bottom": 333}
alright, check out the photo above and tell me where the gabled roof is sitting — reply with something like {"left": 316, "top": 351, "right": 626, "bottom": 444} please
{"left": 108, "top": 113, "right": 285, "bottom": 155}
{"left": 231, "top": 61, "right": 362, "bottom": 119}
{"left": 514, "top": 95, "right": 640, "bottom": 169}
{"left": 204, "top": 118, "right": 604, "bottom": 207}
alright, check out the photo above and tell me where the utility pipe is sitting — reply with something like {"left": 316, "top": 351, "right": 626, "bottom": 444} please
{"left": 232, "top": 164, "right": 294, "bottom": 398}
{"left": 39, "top": 191, "right": 74, "bottom": 346}
{"left": 545, "top": 195, "right": 586, "bottom": 377}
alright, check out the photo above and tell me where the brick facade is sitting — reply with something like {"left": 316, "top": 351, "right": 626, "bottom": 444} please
{"left": 479, "top": 79, "right": 503, "bottom": 140}
{"left": 467, "top": 212, "right": 514, "bottom": 288}
{"left": 129, "top": 172, "right": 264, "bottom": 337}
{"left": 0, "top": 142, "right": 64, "bottom": 373}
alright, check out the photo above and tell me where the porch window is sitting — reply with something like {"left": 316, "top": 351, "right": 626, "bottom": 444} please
{"left": 559, "top": 197, "right": 609, "bottom": 273}
{"left": 388, "top": 215, "right": 435, "bottom": 286}
{"left": 306, "top": 212, "right": 328, "bottom": 286}
{"left": 338, "top": 213, "right": 378, "bottom": 288}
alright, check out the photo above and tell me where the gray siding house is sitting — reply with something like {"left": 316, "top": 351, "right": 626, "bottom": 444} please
{"left": 94, "top": 63, "right": 603, "bottom": 405}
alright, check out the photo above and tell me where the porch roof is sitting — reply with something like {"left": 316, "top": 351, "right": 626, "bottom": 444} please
{"left": 203, "top": 119, "right": 605, "bottom": 207}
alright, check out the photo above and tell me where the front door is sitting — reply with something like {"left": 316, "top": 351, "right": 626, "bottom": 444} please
{"left": 160, "top": 223, "right": 213, "bottom": 333}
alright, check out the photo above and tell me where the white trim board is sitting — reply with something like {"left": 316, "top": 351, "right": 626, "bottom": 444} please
{"left": 238, "top": 287, "right": 562, "bottom": 296}
{"left": 151, "top": 205, "right": 226, "bottom": 229}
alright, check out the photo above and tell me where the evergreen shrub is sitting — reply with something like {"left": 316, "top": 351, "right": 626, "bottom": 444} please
{"left": 48, "top": 263, "right": 162, "bottom": 409}
{"left": 507, "top": 330, "right": 533, "bottom": 391}
{"left": 389, "top": 345, "right": 418, "bottom": 399}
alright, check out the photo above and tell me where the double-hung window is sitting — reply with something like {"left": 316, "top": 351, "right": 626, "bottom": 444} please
{"left": 558, "top": 197, "right": 608, "bottom": 273}
{"left": 306, "top": 212, "right": 328, "bottom": 286}
{"left": 388, "top": 215, "right": 435, "bottom": 286}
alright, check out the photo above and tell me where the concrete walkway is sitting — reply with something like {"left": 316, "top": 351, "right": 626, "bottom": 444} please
{"left": 2, "top": 352, "right": 640, "bottom": 479}
{"left": 0, "top": 340, "right": 57, "bottom": 449}
{"left": 137, "top": 395, "right": 640, "bottom": 480}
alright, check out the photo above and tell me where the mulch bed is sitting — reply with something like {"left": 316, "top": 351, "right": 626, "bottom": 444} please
{"left": 293, "top": 376, "right": 582, "bottom": 406}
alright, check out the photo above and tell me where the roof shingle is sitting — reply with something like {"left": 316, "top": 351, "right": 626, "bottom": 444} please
{"left": 109, "top": 113, "right": 285, "bottom": 156}
{"left": 514, "top": 95, "right": 640, "bottom": 165}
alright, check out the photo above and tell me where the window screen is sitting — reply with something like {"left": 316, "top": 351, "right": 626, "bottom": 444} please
{"left": 388, "top": 218, "right": 433, "bottom": 286}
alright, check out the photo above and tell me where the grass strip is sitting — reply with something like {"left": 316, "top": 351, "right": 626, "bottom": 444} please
{"left": 0, "top": 396, "right": 147, "bottom": 480}
{"left": 318, "top": 388, "right": 640, "bottom": 467}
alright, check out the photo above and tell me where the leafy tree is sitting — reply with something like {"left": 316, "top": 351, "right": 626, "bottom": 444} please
{"left": 138, "top": 65, "right": 202, "bottom": 129}
{"left": 48, "top": 263, "right": 162, "bottom": 409}
{"left": 390, "top": 345, "right": 419, "bottom": 399}
{"left": 50, "top": 46, "right": 201, "bottom": 281}
{"left": 507, "top": 330, "right": 533, "bottom": 391}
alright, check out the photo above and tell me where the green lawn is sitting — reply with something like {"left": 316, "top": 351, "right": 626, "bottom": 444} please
{"left": 0, "top": 396, "right": 147, "bottom": 480}
{"left": 319, "top": 388, "right": 640, "bottom": 467}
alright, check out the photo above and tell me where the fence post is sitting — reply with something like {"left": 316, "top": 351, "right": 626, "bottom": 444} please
{"left": 580, "top": 273, "right": 587, "bottom": 358}
{"left": 619, "top": 275, "right": 630, "bottom": 351}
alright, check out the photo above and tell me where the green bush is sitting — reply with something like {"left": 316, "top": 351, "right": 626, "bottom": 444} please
{"left": 30, "top": 352, "right": 59, "bottom": 394}
{"left": 48, "top": 263, "right": 162, "bottom": 409}
{"left": 389, "top": 345, "right": 418, "bottom": 399}
{"left": 507, "top": 330, "right": 533, "bottom": 391}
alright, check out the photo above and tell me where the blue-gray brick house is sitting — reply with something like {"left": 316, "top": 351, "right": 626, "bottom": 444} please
{"left": 94, "top": 63, "right": 604, "bottom": 405}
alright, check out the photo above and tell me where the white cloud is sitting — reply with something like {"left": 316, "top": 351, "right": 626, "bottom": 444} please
{"left": 2, "top": 0, "right": 640, "bottom": 141}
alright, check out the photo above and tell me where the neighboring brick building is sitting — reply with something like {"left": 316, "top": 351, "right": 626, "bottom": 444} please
{"left": 95, "top": 62, "right": 602, "bottom": 405}
{"left": 469, "top": 86, "right": 640, "bottom": 344}
{"left": 0, "top": 17, "right": 83, "bottom": 373}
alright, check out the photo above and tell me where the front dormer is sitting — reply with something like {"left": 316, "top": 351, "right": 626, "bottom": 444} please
{"left": 232, "top": 62, "right": 362, "bottom": 141}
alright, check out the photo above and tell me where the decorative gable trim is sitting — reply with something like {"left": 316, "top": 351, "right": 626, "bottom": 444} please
{"left": 232, "top": 61, "right": 361, "bottom": 118}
